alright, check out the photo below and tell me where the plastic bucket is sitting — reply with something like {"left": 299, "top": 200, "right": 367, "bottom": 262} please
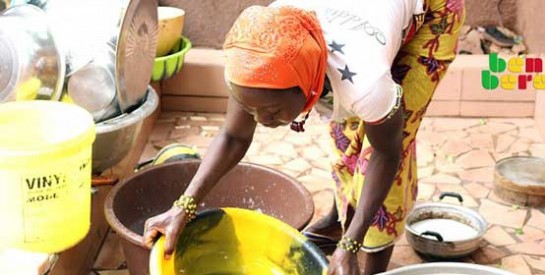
{"left": 150, "top": 208, "right": 328, "bottom": 275}
{"left": 0, "top": 101, "right": 95, "bottom": 253}
{"left": 104, "top": 160, "right": 314, "bottom": 275}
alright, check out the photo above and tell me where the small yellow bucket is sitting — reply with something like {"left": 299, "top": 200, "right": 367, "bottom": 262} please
{"left": 0, "top": 101, "right": 95, "bottom": 253}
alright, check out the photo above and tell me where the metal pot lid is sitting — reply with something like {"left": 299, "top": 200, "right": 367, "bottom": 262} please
{"left": 378, "top": 262, "right": 515, "bottom": 275}
{"left": 115, "top": 0, "right": 158, "bottom": 113}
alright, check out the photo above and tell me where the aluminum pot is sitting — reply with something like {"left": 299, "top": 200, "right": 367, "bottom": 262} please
{"left": 67, "top": 41, "right": 120, "bottom": 122}
{"left": 25, "top": 0, "right": 121, "bottom": 75}
{"left": 405, "top": 192, "right": 488, "bottom": 259}
{"left": 378, "top": 262, "right": 514, "bottom": 275}
{"left": 92, "top": 85, "right": 158, "bottom": 174}
{"left": 14, "top": 0, "right": 158, "bottom": 113}
{"left": 0, "top": 4, "right": 65, "bottom": 102}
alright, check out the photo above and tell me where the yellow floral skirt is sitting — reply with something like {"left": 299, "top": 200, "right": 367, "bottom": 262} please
{"left": 329, "top": 0, "right": 466, "bottom": 252}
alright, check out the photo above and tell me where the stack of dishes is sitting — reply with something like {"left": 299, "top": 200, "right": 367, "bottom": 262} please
{"left": 1, "top": 0, "right": 159, "bottom": 123}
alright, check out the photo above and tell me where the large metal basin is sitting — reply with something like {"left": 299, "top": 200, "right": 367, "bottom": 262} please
{"left": 379, "top": 262, "right": 514, "bottom": 275}
{"left": 92, "top": 86, "right": 158, "bottom": 173}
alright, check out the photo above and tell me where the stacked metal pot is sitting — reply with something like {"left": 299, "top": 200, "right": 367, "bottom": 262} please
{"left": 0, "top": 0, "right": 161, "bottom": 173}
{"left": 1, "top": 0, "right": 158, "bottom": 121}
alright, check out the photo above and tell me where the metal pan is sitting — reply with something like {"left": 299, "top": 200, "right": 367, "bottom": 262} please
{"left": 379, "top": 262, "right": 514, "bottom": 275}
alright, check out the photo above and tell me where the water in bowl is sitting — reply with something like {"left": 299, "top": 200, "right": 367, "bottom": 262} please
{"left": 411, "top": 219, "right": 479, "bottom": 241}
{"left": 171, "top": 209, "right": 327, "bottom": 275}
{"left": 176, "top": 252, "right": 291, "bottom": 275}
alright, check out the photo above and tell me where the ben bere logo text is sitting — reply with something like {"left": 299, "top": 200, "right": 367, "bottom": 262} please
{"left": 482, "top": 53, "right": 544, "bottom": 90}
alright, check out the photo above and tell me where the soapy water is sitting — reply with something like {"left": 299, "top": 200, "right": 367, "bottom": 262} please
{"left": 177, "top": 255, "right": 286, "bottom": 275}
{"left": 411, "top": 219, "right": 479, "bottom": 241}
{"left": 175, "top": 250, "right": 315, "bottom": 275}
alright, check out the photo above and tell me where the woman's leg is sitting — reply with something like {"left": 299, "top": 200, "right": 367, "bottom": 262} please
{"left": 303, "top": 118, "right": 358, "bottom": 252}
{"left": 360, "top": 0, "right": 466, "bottom": 272}
{"left": 363, "top": 245, "right": 394, "bottom": 275}
{"left": 309, "top": 0, "right": 465, "bottom": 268}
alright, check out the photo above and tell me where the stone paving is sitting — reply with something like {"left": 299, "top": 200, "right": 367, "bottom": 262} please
{"left": 93, "top": 111, "right": 545, "bottom": 275}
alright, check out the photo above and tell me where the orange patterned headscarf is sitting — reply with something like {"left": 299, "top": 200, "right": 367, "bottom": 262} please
{"left": 223, "top": 5, "right": 328, "bottom": 113}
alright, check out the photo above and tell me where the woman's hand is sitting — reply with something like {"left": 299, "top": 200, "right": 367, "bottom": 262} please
{"left": 142, "top": 207, "right": 187, "bottom": 259}
{"left": 141, "top": 96, "right": 258, "bottom": 259}
{"left": 327, "top": 248, "right": 361, "bottom": 275}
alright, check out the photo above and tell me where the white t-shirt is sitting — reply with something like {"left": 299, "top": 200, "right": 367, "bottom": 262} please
{"left": 270, "top": 0, "right": 424, "bottom": 123}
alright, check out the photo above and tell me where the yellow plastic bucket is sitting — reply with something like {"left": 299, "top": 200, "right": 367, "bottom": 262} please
{"left": 150, "top": 208, "right": 328, "bottom": 275}
{"left": 0, "top": 101, "right": 95, "bottom": 253}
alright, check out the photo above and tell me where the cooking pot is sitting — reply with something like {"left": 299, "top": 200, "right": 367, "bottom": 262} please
{"left": 405, "top": 192, "right": 488, "bottom": 259}
{"left": 0, "top": 4, "right": 65, "bottom": 102}
{"left": 378, "top": 262, "right": 514, "bottom": 275}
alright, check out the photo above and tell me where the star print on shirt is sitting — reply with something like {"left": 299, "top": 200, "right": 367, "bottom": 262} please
{"left": 328, "top": 40, "right": 345, "bottom": 54}
{"left": 337, "top": 65, "right": 357, "bottom": 83}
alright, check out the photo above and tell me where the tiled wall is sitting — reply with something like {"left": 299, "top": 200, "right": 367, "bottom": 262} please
{"left": 162, "top": 50, "right": 539, "bottom": 118}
